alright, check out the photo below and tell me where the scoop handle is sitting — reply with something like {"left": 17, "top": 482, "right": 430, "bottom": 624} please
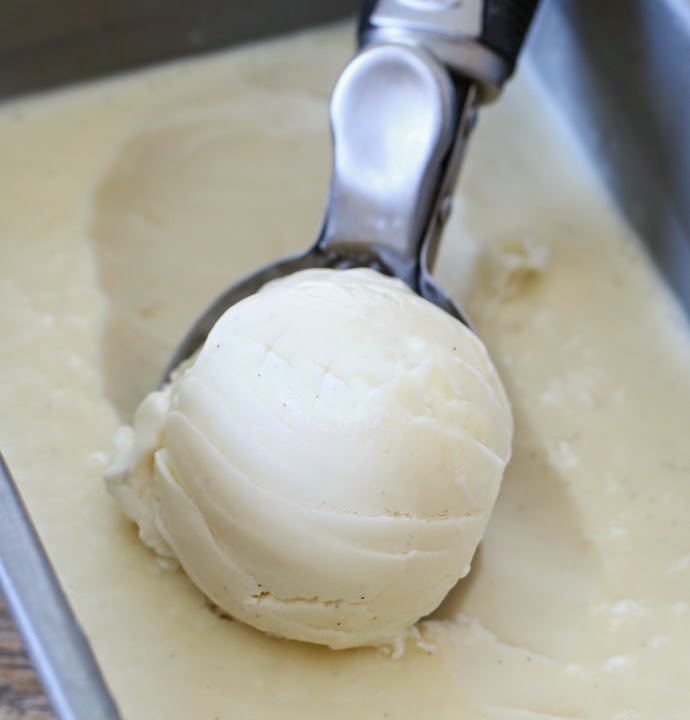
{"left": 317, "top": 43, "right": 458, "bottom": 280}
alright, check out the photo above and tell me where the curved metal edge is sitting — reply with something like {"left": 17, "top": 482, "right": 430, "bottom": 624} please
{"left": 0, "top": 453, "right": 122, "bottom": 720}
{"left": 163, "top": 242, "right": 419, "bottom": 383}
{"left": 162, "top": 251, "right": 314, "bottom": 381}
{"left": 528, "top": 0, "right": 690, "bottom": 316}
{"left": 163, "top": 237, "right": 473, "bottom": 384}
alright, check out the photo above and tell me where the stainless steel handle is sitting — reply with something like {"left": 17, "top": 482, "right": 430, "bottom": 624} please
{"left": 317, "top": 0, "right": 541, "bottom": 279}
{"left": 318, "top": 43, "right": 457, "bottom": 273}
{"left": 0, "top": 454, "right": 121, "bottom": 720}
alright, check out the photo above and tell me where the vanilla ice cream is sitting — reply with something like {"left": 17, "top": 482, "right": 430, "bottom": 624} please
{"left": 3, "top": 22, "right": 690, "bottom": 720}
{"left": 106, "top": 267, "right": 513, "bottom": 649}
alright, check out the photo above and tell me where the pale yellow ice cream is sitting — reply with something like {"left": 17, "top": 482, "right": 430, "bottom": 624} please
{"left": 1, "top": 22, "right": 690, "bottom": 720}
{"left": 106, "top": 267, "right": 512, "bottom": 648}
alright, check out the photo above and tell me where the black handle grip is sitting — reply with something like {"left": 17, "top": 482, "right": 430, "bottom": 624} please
{"left": 358, "top": 0, "right": 378, "bottom": 40}
{"left": 480, "top": 0, "right": 542, "bottom": 71}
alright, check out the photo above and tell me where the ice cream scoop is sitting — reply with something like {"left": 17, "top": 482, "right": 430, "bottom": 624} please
{"left": 106, "top": 1, "right": 540, "bottom": 650}
{"left": 106, "top": 268, "right": 513, "bottom": 649}
{"left": 164, "top": 0, "right": 541, "bottom": 379}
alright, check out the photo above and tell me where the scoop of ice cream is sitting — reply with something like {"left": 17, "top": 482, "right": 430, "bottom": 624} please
{"left": 106, "top": 268, "right": 512, "bottom": 649}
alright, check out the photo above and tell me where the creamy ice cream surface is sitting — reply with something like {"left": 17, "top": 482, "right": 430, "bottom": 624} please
{"left": 2, "top": 21, "right": 690, "bottom": 720}
{"left": 106, "top": 268, "right": 512, "bottom": 648}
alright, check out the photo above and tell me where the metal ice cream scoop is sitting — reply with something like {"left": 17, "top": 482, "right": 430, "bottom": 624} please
{"left": 164, "top": 0, "right": 541, "bottom": 380}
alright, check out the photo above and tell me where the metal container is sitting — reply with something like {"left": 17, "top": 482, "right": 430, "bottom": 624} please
{"left": 530, "top": 0, "right": 690, "bottom": 312}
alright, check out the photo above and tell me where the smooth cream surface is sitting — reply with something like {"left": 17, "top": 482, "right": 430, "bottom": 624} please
{"left": 1, "top": 23, "right": 689, "bottom": 720}
{"left": 106, "top": 268, "right": 512, "bottom": 649}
